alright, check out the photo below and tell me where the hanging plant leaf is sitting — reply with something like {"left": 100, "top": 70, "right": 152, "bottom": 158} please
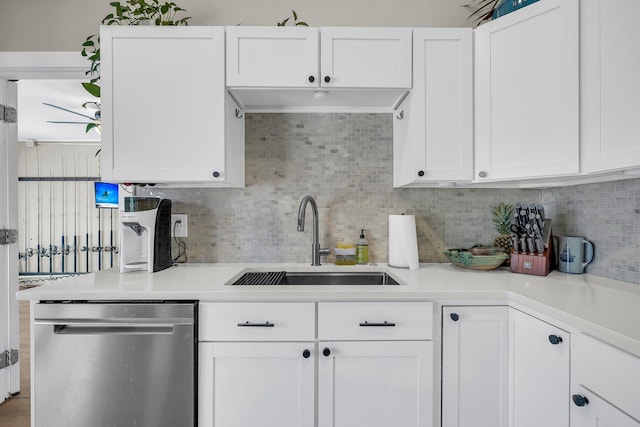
{"left": 86, "top": 122, "right": 101, "bottom": 133}
{"left": 82, "top": 82, "right": 101, "bottom": 98}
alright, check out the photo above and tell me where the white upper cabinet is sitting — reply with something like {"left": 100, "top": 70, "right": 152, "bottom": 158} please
{"left": 394, "top": 28, "right": 473, "bottom": 186}
{"left": 226, "top": 26, "right": 411, "bottom": 90}
{"left": 226, "top": 26, "right": 412, "bottom": 102}
{"left": 319, "top": 27, "right": 412, "bottom": 89}
{"left": 101, "top": 26, "right": 244, "bottom": 186}
{"left": 474, "top": 0, "right": 580, "bottom": 182}
{"left": 226, "top": 26, "right": 319, "bottom": 88}
{"left": 580, "top": 0, "right": 640, "bottom": 174}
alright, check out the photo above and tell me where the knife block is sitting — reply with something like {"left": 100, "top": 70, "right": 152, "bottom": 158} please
{"left": 510, "top": 227, "right": 554, "bottom": 276}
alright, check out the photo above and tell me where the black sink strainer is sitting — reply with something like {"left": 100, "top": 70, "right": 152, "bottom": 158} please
{"left": 232, "top": 271, "right": 286, "bottom": 286}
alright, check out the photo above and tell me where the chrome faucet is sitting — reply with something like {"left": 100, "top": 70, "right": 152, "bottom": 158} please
{"left": 297, "top": 195, "right": 330, "bottom": 266}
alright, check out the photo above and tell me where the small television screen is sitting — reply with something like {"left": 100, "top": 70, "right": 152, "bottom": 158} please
{"left": 95, "top": 182, "right": 119, "bottom": 209}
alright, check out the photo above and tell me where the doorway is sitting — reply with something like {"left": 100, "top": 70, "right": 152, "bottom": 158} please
{"left": 0, "top": 52, "right": 89, "bottom": 418}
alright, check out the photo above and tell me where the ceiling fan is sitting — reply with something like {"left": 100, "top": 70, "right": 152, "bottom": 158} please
{"left": 44, "top": 102, "right": 101, "bottom": 133}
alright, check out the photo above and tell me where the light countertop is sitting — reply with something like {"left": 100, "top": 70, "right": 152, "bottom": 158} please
{"left": 16, "top": 262, "right": 640, "bottom": 357}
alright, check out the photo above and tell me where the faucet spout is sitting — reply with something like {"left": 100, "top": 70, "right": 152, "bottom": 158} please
{"left": 297, "top": 195, "right": 327, "bottom": 266}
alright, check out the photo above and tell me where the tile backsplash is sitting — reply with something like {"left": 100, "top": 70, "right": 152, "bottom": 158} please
{"left": 142, "top": 113, "right": 640, "bottom": 285}
{"left": 543, "top": 179, "right": 640, "bottom": 284}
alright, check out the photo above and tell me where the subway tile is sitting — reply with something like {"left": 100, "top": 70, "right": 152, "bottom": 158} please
{"left": 141, "top": 114, "right": 640, "bottom": 286}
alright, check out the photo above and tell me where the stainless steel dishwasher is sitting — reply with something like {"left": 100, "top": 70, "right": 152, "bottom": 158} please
{"left": 34, "top": 301, "right": 197, "bottom": 427}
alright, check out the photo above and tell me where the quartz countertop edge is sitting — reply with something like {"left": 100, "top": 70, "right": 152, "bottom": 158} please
{"left": 16, "top": 262, "right": 640, "bottom": 357}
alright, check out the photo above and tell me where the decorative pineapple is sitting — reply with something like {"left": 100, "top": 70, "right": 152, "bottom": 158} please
{"left": 492, "top": 202, "right": 514, "bottom": 254}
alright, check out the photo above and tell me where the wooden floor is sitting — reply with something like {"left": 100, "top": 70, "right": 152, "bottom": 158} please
{"left": 0, "top": 301, "right": 31, "bottom": 427}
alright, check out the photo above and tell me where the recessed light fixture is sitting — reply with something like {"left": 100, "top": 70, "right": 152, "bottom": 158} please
{"left": 313, "top": 90, "right": 329, "bottom": 100}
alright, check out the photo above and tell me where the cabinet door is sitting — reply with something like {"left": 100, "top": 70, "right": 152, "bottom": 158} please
{"left": 572, "top": 333, "right": 640, "bottom": 422}
{"left": 393, "top": 28, "right": 472, "bottom": 186}
{"left": 442, "top": 306, "right": 509, "bottom": 427}
{"left": 581, "top": 0, "right": 640, "bottom": 173}
{"left": 226, "top": 26, "right": 319, "bottom": 88}
{"left": 199, "top": 342, "right": 315, "bottom": 427}
{"left": 223, "top": 91, "right": 245, "bottom": 187}
{"left": 319, "top": 27, "right": 412, "bottom": 88}
{"left": 318, "top": 340, "right": 433, "bottom": 427}
{"left": 101, "top": 26, "right": 235, "bottom": 184}
{"left": 570, "top": 386, "right": 640, "bottom": 427}
{"left": 474, "top": 0, "right": 579, "bottom": 181}
{"left": 509, "top": 308, "right": 570, "bottom": 427}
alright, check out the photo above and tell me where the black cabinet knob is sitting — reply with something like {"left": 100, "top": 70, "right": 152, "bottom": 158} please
{"left": 302, "top": 349, "right": 311, "bottom": 359}
{"left": 322, "top": 347, "right": 331, "bottom": 357}
{"left": 324, "top": 76, "right": 331, "bottom": 83}
{"left": 450, "top": 313, "right": 459, "bottom": 322}
{"left": 212, "top": 171, "right": 220, "bottom": 178}
{"left": 308, "top": 75, "right": 315, "bottom": 83}
{"left": 572, "top": 394, "right": 589, "bottom": 407}
{"left": 548, "top": 335, "right": 563, "bottom": 345}
{"left": 418, "top": 170, "right": 425, "bottom": 177}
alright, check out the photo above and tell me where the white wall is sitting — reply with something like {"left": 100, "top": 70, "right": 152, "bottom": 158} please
{"left": 0, "top": 0, "right": 472, "bottom": 51}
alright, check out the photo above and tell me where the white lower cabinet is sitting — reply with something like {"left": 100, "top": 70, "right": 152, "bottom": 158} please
{"left": 318, "top": 340, "right": 433, "bottom": 427}
{"left": 199, "top": 301, "right": 434, "bottom": 427}
{"left": 570, "top": 386, "right": 640, "bottom": 427}
{"left": 198, "top": 302, "right": 316, "bottom": 427}
{"left": 317, "top": 301, "right": 434, "bottom": 427}
{"left": 442, "top": 306, "right": 509, "bottom": 427}
{"left": 509, "top": 308, "right": 570, "bottom": 427}
{"left": 571, "top": 333, "right": 640, "bottom": 427}
{"left": 199, "top": 342, "right": 315, "bottom": 427}
{"left": 442, "top": 306, "right": 570, "bottom": 427}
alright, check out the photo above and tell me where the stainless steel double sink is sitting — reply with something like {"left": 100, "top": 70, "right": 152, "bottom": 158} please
{"left": 230, "top": 271, "right": 401, "bottom": 286}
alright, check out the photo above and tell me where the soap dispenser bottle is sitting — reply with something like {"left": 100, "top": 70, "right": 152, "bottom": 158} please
{"left": 356, "top": 229, "right": 369, "bottom": 265}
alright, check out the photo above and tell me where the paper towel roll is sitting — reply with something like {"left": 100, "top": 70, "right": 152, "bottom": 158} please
{"left": 388, "top": 214, "right": 419, "bottom": 270}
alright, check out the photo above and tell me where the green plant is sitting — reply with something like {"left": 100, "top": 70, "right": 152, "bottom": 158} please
{"left": 80, "top": 0, "right": 191, "bottom": 103}
{"left": 462, "top": 0, "right": 502, "bottom": 25}
{"left": 277, "top": 10, "right": 308, "bottom": 26}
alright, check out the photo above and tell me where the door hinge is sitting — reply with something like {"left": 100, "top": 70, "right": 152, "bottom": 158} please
{"left": 0, "top": 104, "right": 17, "bottom": 124}
{"left": 0, "top": 229, "right": 18, "bottom": 245}
{"left": 0, "top": 349, "right": 19, "bottom": 370}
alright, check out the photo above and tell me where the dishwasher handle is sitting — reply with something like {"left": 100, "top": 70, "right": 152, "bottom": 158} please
{"left": 51, "top": 322, "right": 175, "bottom": 335}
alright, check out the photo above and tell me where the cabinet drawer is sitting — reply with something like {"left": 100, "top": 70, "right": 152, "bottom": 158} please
{"left": 318, "top": 302, "right": 433, "bottom": 340}
{"left": 573, "top": 333, "right": 640, "bottom": 421}
{"left": 199, "top": 302, "right": 315, "bottom": 341}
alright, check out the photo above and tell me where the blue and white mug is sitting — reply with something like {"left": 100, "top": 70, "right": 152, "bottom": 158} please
{"left": 556, "top": 236, "right": 594, "bottom": 274}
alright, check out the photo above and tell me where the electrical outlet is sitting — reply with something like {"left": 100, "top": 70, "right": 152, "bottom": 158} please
{"left": 171, "top": 214, "right": 188, "bottom": 238}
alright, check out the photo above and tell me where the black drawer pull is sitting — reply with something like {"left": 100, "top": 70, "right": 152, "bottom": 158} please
{"left": 359, "top": 321, "right": 396, "bottom": 327}
{"left": 548, "top": 334, "right": 563, "bottom": 345}
{"left": 237, "top": 321, "right": 275, "bottom": 327}
{"left": 572, "top": 394, "right": 589, "bottom": 407}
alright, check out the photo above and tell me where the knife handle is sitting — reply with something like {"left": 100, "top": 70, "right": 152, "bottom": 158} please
{"left": 511, "top": 235, "right": 520, "bottom": 253}
{"left": 526, "top": 238, "right": 534, "bottom": 254}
